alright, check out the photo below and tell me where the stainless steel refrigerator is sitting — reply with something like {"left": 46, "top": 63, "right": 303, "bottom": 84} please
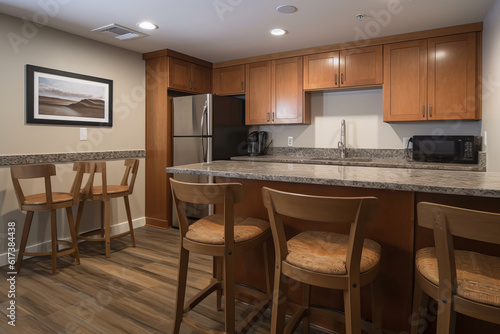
{"left": 172, "top": 94, "right": 247, "bottom": 226}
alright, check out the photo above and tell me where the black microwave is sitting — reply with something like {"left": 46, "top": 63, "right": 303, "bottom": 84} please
{"left": 412, "top": 135, "right": 481, "bottom": 164}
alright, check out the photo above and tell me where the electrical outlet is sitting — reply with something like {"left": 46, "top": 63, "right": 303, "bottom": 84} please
{"left": 80, "top": 128, "right": 87, "bottom": 141}
{"left": 403, "top": 137, "right": 412, "bottom": 149}
{"left": 288, "top": 136, "right": 293, "bottom": 146}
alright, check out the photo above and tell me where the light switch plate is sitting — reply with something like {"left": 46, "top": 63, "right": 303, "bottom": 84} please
{"left": 80, "top": 128, "right": 87, "bottom": 141}
{"left": 288, "top": 136, "right": 293, "bottom": 146}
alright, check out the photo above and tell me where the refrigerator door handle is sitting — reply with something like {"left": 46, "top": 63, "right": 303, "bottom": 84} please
{"left": 201, "top": 101, "right": 208, "bottom": 162}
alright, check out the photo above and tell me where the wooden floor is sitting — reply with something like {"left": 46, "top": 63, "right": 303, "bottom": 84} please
{"left": 0, "top": 226, "right": 329, "bottom": 334}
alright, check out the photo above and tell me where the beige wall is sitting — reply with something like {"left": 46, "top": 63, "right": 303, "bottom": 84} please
{"left": 0, "top": 13, "right": 146, "bottom": 266}
{"left": 482, "top": 0, "right": 500, "bottom": 172}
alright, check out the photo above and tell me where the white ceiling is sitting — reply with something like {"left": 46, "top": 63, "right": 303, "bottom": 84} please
{"left": 0, "top": 0, "right": 495, "bottom": 63}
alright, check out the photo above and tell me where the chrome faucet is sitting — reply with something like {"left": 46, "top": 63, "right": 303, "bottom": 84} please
{"left": 338, "top": 119, "right": 346, "bottom": 159}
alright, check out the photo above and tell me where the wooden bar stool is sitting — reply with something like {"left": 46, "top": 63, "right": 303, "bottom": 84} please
{"left": 262, "top": 187, "right": 382, "bottom": 334}
{"left": 10, "top": 163, "right": 84, "bottom": 274}
{"left": 74, "top": 159, "right": 139, "bottom": 257}
{"left": 411, "top": 202, "right": 500, "bottom": 334}
{"left": 169, "top": 178, "right": 272, "bottom": 334}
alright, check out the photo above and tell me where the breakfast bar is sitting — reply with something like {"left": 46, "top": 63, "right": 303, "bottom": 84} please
{"left": 167, "top": 161, "right": 500, "bottom": 334}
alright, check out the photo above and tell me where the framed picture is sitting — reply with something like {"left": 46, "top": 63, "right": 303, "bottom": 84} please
{"left": 26, "top": 65, "right": 113, "bottom": 126}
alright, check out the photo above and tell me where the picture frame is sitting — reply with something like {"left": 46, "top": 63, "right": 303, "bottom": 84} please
{"left": 26, "top": 65, "right": 113, "bottom": 127}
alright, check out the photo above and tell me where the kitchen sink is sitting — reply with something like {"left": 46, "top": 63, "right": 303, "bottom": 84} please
{"left": 310, "top": 157, "right": 373, "bottom": 163}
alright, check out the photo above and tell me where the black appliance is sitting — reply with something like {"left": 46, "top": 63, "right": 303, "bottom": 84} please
{"left": 412, "top": 135, "right": 481, "bottom": 164}
{"left": 248, "top": 131, "right": 267, "bottom": 156}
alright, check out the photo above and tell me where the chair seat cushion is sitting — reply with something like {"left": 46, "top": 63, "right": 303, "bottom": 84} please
{"left": 185, "top": 214, "right": 270, "bottom": 245}
{"left": 285, "top": 231, "right": 381, "bottom": 275}
{"left": 416, "top": 247, "right": 500, "bottom": 307}
{"left": 24, "top": 192, "right": 73, "bottom": 205}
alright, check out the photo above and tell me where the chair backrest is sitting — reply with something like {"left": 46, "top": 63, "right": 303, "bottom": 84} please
{"left": 169, "top": 178, "right": 243, "bottom": 238}
{"left": 74, "top": 159, "right": 139, "bottom": 200}
{"left": 262, "top": 187, "right": 378, "bottom": 276}
{"left": 11, "top": 163, "right": 84, "bottom": 209}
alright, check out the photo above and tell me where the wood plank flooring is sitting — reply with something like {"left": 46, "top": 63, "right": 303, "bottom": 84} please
{"left": 0, "top": 227, "right": 329, "bottom": 334}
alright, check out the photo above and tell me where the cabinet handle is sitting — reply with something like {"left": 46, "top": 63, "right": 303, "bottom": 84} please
{"left": 189, "top": 80, "right": 192, "bottom": 89}
{"left": 272, "top": 112, "right": 275, "bottom": 122}
{"left": 429, "top": 104, "right": 432, "bottom": 117}
{"left": 241, "top": 81, "right": 244, "bottom": 91}
{"left": 422, "top": 105, "right": 425, "bottom": 118}
{"left": 267, "top": 112, "right": 270, "bottom": 122}
{"left": 341, "top": 73, "right": 344, "bottom": 85}
{"left": 335, "top": 74, "right": 338, "bottom": 86}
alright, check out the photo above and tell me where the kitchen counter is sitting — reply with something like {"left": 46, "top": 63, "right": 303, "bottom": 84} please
{"left": 166, "top": 160, "right": 500, "bottom": 333}
{"left": 231, "top": 147, "right": 487, "bottom": 172}
{"left": 166, "top": 160, "right": 500, "bottom": 198}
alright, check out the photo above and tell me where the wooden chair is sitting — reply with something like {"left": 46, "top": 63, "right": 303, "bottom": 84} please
{"left": 411, "top": 202, "right": 500, "bottom": 334}
{"left": 169, "top": 178, "right": 272, "bottom": 334}
{"left": 74, "top": 159, "right": 139, "bottom": 257}
{"left": 262, "top": 187, "right": 382, "bottom": 334}
{"left": 10, "top": 163, "right": 84, "bottom": 274}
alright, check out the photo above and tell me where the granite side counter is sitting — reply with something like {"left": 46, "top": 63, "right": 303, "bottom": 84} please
{"left": 231, "top": 147, "right": 487, "bottom": 172}
{"left": 166, "top": 160, "right": 500, "bottom": 198}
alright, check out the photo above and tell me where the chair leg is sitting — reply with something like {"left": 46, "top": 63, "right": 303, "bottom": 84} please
{"left": 302, "top": 284, "right": 311, "bottom": 334}
{"left": 224, "top": 249, "right": 236, "bottom": 334}
{"left": 66, "top": 207, "right": 80, "bottom": 265}
{"left": 74, "top": 200, "right": 86, "bottom": 238}
{"left": 172, "top": 247, "right": 190, "bottom": 334}
{"left": 370, "top": 278, "right": 383, "bottom": 334}
{"left": 15, "top": 211, "right": 34, "bottom": 274}
{"left": 344, "top": 280, "right": 362, "bottom": 334}
{"left": 50, "top": 210, "right": 58, "bottom": 275}
{"left": 124, "top": 196, "right": 136, "bottom": 247}
{"left": 436, "top": 300, "right": 456, "bottom": 334}
{"left": 410, "top": 279, "right": 428, "bottom": 334}
{"left": 104, "top": 199, "right": 111, "bottom": 258}
{"left": 100, "top": 200, "right": 105, "bottom": 238}
{"left": 271, "top": 265, "right": 289, "bottom": 334}
{"left": 214, "top": 256, "right": 223, "bottom": 311}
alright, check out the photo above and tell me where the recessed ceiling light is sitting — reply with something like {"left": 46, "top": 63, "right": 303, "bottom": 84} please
{"left": 137, "top": 21, "right": 158, "bottom": 30}
{"left": 270, "top": 28, "right": 287, "bottom": 36}
{"left": 276, "top": 5, "right": 298, "bottom": 14}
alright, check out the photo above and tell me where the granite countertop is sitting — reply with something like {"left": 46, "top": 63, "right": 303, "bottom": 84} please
{"left": 230, "top": 148, "right": 486, "bottom": 172}
{"left": 166, "top": 160, "right": 500, "bottom": 198}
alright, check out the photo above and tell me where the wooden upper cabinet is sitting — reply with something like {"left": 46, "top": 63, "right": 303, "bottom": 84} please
{"left": 246, "top": 58, "right": 310, "bottom": 125}
{"left": 245, "top": 61, "right": 272, "bottom": 125}
{"left": 168, "top": 57, "right": 212, "bottom": 93}
{"left": 383, "top": 40, "right": 428, "bottom": 121}
{"left": 428, "top": 33, "right": 478, "bottom": 120}
{"left": 273, "top": 57, "right": 310, "bottom": 124}
{"left": 339, "top": 45, "right": 383, "bottom": 87}
{"left": 384, "top": 33, "right": 479, "bottom": 122}
{"left": 303, "top": 45, "right": 382, "bottom": 90}
{"left": 213, "top": 65, "right": 245, "bottom": 95}
{"left": 303, "top": 52, "right": 339, "bottom": 90}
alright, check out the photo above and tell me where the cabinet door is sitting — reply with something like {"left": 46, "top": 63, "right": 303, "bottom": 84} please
{"left": 245, "top": 61, "right": 272, "bottom": 125}
{"left": 213, "top": 65, "right": 245, "bottom": 95}
{"left": 340, "top": 45, "right": 383, "bottom": 87}
{"left": 428, "top": 33, "right": 478, "bottom": 120}
{"left": 192, "top": 64, "right": 212, "bottom": 93}
{"left": 303, "top": 52, "right": 339, "bottom": 90}
{"left": 273, "top": 57, "right": 309, "bottom": 124}
{"left": 168, "top": 58, "right": 192, "bottom": 91}
{"left": 383, "top": 40, "right": 428, "bottom": 121}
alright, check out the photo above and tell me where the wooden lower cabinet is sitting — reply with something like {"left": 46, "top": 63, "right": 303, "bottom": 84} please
{"left": 218, "top": 177, "right": 500, "bottom": 334}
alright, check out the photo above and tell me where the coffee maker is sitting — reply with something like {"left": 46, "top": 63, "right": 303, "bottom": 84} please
{"left": 247, "top": 131, "right": 267, "bottom": 156}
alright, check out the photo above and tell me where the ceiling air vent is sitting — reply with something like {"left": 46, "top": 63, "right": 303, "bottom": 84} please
{"left": 92, "top": 23, "right": 146, "bottom": 40}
